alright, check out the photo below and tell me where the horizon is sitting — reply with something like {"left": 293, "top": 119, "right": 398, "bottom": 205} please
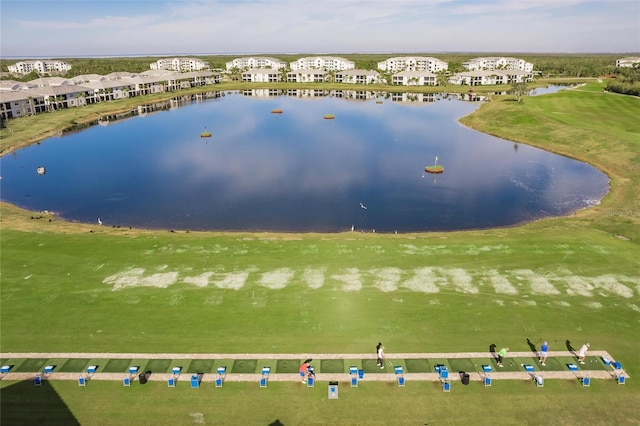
{"left": 2, "top": 50, "right": 639, "bottom": 61}
{"left": 1, "top": 1, "right": 638, "bottom": 57}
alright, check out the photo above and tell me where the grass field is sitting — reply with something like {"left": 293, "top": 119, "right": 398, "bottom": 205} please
{"left": 1, "top": 80, "right": 639, "bottom": 425}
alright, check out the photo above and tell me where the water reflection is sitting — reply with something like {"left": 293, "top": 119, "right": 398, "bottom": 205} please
{"left": 0, "top": 91, "right": 607, "bottom": 232}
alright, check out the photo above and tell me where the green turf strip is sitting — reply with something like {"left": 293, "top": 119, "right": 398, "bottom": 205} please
{"left": 583, "top": 356, "right": 610, "bottom": 371}
{"left": 144, "top": 359, "right": 171, "bottom": 373}
{"left": 320, "top": 359, "right": 344, "bottom": 373}
{"left": 102, "top": 359, "right": 132, "bottom": 373}
{"left": 14, "top": 359, "right": 47, "bottom": 372}
{"left": 276, "top": 359, "right": 299, "bottom": 373}
{"left": 447, "top": 358, "right": 475, "bottom": 373}
{"left": 231, "top": 359, "right": 257, "bottom": 373}
{"left": 187, "top": 359, "right": 214, "bottom": 374}
{"left": 58, "top": 359, "right": 90, "bottom": 373}
{"left": 533, "top": 356, "right": 565, "bottom": 371}
{"left": 362, "top": 358, "right": 386, "bottom": 373}
{"left": 404, "top": 359, "right": 431, "bottom": 373}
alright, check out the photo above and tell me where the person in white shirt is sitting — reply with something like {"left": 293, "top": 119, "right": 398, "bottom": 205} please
{"left": 376, "top": 342, "right": 385, "bottom": 369}
{"left": 577, "top": 343, "right": 590, "bottom": 364}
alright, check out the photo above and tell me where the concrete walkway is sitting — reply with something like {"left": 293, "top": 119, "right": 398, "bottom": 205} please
{"left": 0, "top": 351, "right": 628, "bottom": 384}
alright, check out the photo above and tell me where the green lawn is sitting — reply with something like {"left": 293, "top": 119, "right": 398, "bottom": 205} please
{"left": 1, "top": 80, "right": 639, "bottom": 424}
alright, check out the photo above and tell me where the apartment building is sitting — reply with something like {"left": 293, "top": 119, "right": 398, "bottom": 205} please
{"left": 289, "top": 56, "right": 355, "bottom": 71}
{"left": 391, "top": 70, "right": 437, "bottom": 86}
{"left": 334, "top": 69, "right": 382, "bottom": 84}
{"left": 448, "top": 69, "right": 532, "bottom": 86}
{"left": 8, "top": 60, "right": 72, "bottom": 75}
{"left": 1, "top": 70, "right": 221, "bottom": 120}
{"left": 150, "top": 57, "right": 210, "bottom": 72}
{"left": 377, "top": 56, "right": 448, "bottom": 73}
{"left": 226, "top": 57, "right": 287, "bottom": 70}
{"left": 462, "top": 57, "right": 533, "bottom": 72}
{"left": 286, "top": 69, "right": 328, "bottom": 83}
{"left": 242, "top": 68, "right": 282, "bottom": 83}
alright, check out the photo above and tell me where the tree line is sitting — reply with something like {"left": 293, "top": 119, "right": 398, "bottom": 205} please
{"left": 0, "top": 53, "right": 635, "bottom": 87}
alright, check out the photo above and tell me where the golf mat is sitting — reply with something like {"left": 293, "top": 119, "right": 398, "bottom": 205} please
{"left": 362, "top": 358, "right": 386, "bottom": 373}
{"left": 320, "top": 359, "right": 344, "bottom": 373}
{"left": 58, "top": 359, "right": 91, "bottom": 373}
{"left": 276, "top": 359, "right": 300, "bottom": 373}
{"left": 447, "top": 358, "right": 475, "bottom": 373}
{"left": 187, "top": 359, "right": 214, "bottom": 374}
{"left": 489, "top": 357, "right": 521, "bottom": 372}
{"left": 103, "top": 359, "right": 132, "bottom": 373}
{"left": 231, "top": 359, "right": 257, "bottom": 373}
{"left": 405, "top": 358, "right": 431, "bottom": 373}
{"left": 144, "top": 359, "right": 172, "bottom": 373}
{"left": 14, "top": 359, "right": 47, "bottom": 372}
{"left": 583, "top": 356, "right": 609, "bottom": 371}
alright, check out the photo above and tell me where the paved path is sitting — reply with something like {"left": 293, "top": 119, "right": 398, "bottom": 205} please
{"left": 0, "top": 351, "right": 628, "bottom": 384}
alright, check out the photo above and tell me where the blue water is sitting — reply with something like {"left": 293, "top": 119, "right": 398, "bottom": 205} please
{"left": 0, "top": 91, "right": 609, "bottom": 232}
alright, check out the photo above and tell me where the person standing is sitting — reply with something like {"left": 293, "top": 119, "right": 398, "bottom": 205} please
{"left": 376, "top": 343, "right": 385, "bottom": 369}
{"left": 497, "top": 347, "right": 509, "bottom": 367}
{"left": 577, "top": 343, "right": 590, "bottom": 364}
{"left": 539, "top": 341, "right": 549, "bottom": 366}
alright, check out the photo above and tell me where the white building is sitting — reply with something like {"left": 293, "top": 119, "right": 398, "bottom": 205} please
{"left": 377, "top": 56, "right": 448, "bottom": 73}
{"left": 8, "top": 60, "right": 72, "bottom": 75}
{"left": 286, "top": 69, "right": 328, "bottom": 83}
{"left": 334, "top": 69, "right": 382, "bottom": 84}
{"left": 1, "top": 69, "right": 221, "bottom": 120}
{"left": 391, "top": 70, "right": 437, "bottom": 86}
{"left": 226, "top": 57, "right": 287, "bottom": 71}
{"left": 462, "top": 57, "right": 533, "bottom": 73}
{"left": 616, "top": 57, "right": 640, "bottom": 68}
{"left": 448, "top": 70, "right": 532, "bottom": 86}
{"left": 289, "top": 56, "right": 355, "bottom": 71}
{"left": 241, "top": 68, "right": 282, "bottom": 83}
{"left": 150, "top": 57, "right": 209, "bottom": 72}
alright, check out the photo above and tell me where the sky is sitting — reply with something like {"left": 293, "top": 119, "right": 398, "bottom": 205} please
{"left": 1, "top": 0, "right": 639, "bottom": 58}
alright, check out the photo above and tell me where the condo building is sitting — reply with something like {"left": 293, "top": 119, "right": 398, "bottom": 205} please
{"left": 8, "top": 60, "right": 72, "bottom": 75}
{"left": 150, "top": 58, "right": 210, "bottom": 72}
{"left": 226, "top": 57, "right": 287, "bottom": 70}
{"left": 462, "top": 57, "right": 533, "bottom": 72}
{"left": 377, "top": 56, "right": 448, "bottom": 73}
{"left": 289, "top": 56, "right": 355, "bottom": 71}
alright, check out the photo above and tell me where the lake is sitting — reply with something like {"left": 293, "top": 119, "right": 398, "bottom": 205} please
{"left": 0, "top": 89, "right": 609, "bottom": 232}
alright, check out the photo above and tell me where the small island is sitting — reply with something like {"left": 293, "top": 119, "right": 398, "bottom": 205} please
{"left": 424, "top": 165, "right": 444, "bottom": 174}
{"left": 425, "top": 156, "right": 443, "bottom": 173}
{"left": 200, "top": 131, "right": 212, "bottom": 137}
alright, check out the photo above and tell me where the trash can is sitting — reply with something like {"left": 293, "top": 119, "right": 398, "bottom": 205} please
{"left": 461, "top": 373, "right": 470, "bottom": 385}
